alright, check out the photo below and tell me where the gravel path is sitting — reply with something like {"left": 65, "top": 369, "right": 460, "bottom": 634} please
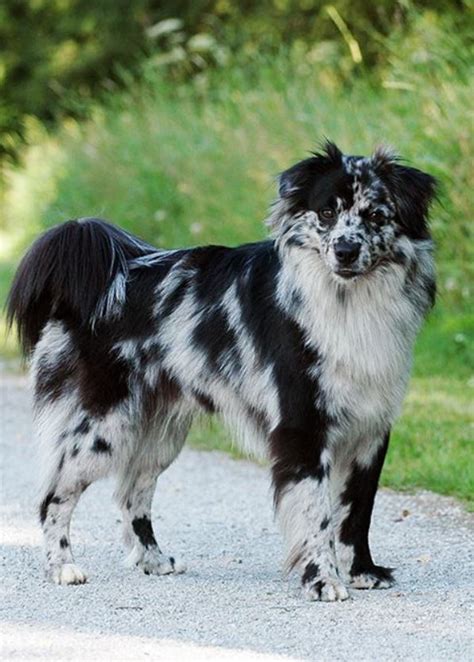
{"left": 1, "top": 375, "right": 473, "bottom": 661}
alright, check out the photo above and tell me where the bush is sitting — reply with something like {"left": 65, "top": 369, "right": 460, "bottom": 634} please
{"left": 1, "top": 1, "right": 470, "bottom": 155}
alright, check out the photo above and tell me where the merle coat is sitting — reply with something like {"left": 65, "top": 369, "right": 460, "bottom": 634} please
{"left": 7, "top": 142, "right": 436, "bottom": 600}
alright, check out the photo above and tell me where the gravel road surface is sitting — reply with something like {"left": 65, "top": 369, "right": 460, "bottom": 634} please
{"left": 1, "top": 375, "right": 473, "bottom": 661}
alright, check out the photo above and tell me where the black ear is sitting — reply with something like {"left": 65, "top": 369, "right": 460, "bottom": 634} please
{"left": 389, "top": 165, "right": 438, "bottom": 239}
{"left": 278, "top": 157, "right": 318, "bottom": 199}
{"left": 278, "top": 140, "right": 343, "bottom": 202}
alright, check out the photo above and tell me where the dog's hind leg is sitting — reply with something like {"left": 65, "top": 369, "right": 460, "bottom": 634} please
{"left": 38, "top": 420, "right": 115, "bottom": 585}
{"left": 116, "top": 411, "right": 192, "bottom": 576}
{"left": 119, "top": 471, "right": 187, "bottom": 576}
{"left": 40, "top": 478, "right": 88, "bottom": 585}
{"left": 37, "top": 399, "right": 126, "bottom": 585}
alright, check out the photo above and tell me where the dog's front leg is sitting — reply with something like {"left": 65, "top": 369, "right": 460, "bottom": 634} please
{"left": 271, "top": 426, "right": 349, "bottom": 602}
{"left": 332, "top": 432, "right": 394, "bottom": 589}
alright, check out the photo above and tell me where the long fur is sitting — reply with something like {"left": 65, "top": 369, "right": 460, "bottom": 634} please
{"left": 6, "top": 141, "right": 437, "bottom": 598}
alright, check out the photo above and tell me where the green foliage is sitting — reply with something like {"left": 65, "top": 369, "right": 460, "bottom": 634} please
{"left": 1, "top": 0, "right": 472, "bottom": 155}
{"left": 0, "top": 0, "right": 146, "bottom": 154}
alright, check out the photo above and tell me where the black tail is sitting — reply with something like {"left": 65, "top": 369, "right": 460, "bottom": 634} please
{"left": 6, "top": 218, "right": 156, "bottom": 354}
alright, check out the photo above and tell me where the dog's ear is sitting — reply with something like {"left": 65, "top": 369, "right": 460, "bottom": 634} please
{"left": 390, "top": 165, "right": 437, "bottom": 239}
{"left": 278, "top": 140, "right": 343, "bottom": 201}
{"left": 278, "top": 157, "right": 318, "bottom": 199}
{"left": 372, "top": 148, "right": 438, "bottom": 240}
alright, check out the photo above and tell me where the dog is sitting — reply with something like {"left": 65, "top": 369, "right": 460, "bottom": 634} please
{"left": 7, "top": 141, "right": 437, "bottom": 600}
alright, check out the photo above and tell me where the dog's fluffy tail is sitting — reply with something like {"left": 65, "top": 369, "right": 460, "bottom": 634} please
{"left": 6, "top": 217, "right": 156, "bottom": 354}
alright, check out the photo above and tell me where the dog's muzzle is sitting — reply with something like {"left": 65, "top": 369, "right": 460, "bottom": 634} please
{"left": 334, "top": 240, "right": 361, "bottom": 278}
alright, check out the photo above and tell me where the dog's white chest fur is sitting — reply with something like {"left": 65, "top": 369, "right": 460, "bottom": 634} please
{"left": 279, "top": 249, "right": 424, "bottom": 437}
{"left": 314, "top": 299, "right": 412, "bottom": 432}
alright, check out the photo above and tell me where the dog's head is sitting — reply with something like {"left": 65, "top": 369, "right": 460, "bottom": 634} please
{"left": 271, "top": 141, "right": 437, "bottom": 281}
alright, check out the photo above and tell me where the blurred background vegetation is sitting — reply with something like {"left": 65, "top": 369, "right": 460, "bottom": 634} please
{"left": 0, "top": 0, "right": 472, "bottom": 504}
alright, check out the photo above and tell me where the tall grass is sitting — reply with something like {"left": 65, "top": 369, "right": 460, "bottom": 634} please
{"left": 2, "top": 14, "right": 472, "bottom": 305}
{"left": 0, "top": 13, "right": 472, "bottom": 503}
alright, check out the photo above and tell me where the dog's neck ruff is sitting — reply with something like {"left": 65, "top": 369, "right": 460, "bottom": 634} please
{"left": 274, "top": 222, "right": 434, "bottom": 433}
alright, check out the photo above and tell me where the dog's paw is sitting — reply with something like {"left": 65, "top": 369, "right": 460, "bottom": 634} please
{"left": 139, "top": 555, "right": 187, "bottom": 576}
{"left": 304, "top": 576, "right": 350, "bottom": 602}
{"left": 350, "top": 565, "right": 394, "bottom": 590}
{"left": 127, "top": 547, "right": 186, "bottom": 576}
{"left": 51, "top": 563, "right": 87, "bottom": 586}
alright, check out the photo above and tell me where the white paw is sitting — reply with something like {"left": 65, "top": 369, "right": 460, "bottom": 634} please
{"left": 126, "top": 547, "right": 186, "bottom": 576}
{"left": 139, "top": 555, "right": 187, "bottom": 576}
{"left": 52, "top": 563, "right": 87, "bottom": 586}
{"left": 304, "top": 576, "right": 350, "bottom": 602}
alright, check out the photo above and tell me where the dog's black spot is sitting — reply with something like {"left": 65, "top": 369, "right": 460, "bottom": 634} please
{"left": 39, "top": 492, "right": 61, "bottom": 524}
{"left": 314, "top": 463, "right": 330, "bottom": 482}
{"left": 132, "top": 516, "right": 156, "bottom": 549}
{"left": 192, "top": 306, "right": 239, "bottom": 373}
{"left": 193, "top": 390, "right": 215, "bottom": 413}
{"left": 185, "top": 245, "right": 234, "bottom": 302}
{"left": 76, "top": 346, "right": 130, "bottom": 417}
{"left": 308, "top": 579, "right": 325, "bottom": 597}
{"left": 58, "top": 452, "right": 65, "bottom": 472}
{"left": 302, "top": 562, "right": 320, "bottom": 585}
{"left": 141, "top": 371, "right": 182, "bottom": 423}
{"left": 320, "top": 516, "right": 330, "bottom": 531}
{"left": 159, "top": 278, "right": 189, "bottom": 319}
{"left": 156, "top": 371, "right": 181, "bottom": 402}
{"left": 71, "top": 445, "right": 79, "bottom": 457}
{"left": 59, "top": 536, "right": 69, "bottom": 549}
{"left": 92, "top": 436, "right": 111, "bottom": 454}
{"left": 73, "top": 417, "right": 90, "bottom": 435}
{"left": 286, "top": 235, "right": 306, "bottom": 248}
{"left": 35, "top": 353, "right": 76, "bottom": 402}
{"left": 224, "top": 245, "right": 333, "bottom": 505}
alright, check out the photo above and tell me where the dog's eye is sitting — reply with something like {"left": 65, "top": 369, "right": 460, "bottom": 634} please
{"left": 319, "top": 208, "right": 335, "bottom": 221}
{"left": 369, "top": 210, "right": 385, "bottom": 223}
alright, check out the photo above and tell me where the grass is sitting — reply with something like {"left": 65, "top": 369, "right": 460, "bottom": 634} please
{"left": 386, "top": 377, "right": 472, "bottom": 504}
{"left": 0, "top": 16, "right": 472, "bottom": 505}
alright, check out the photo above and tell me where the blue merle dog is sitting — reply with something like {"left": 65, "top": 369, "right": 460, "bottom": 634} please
{"left": 7, "top": 142, "right": 437, "bottom": 600}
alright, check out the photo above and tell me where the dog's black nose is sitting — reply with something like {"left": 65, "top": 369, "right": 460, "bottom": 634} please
{"left": 334, "top": 240, "right": 361, "bottom": 265}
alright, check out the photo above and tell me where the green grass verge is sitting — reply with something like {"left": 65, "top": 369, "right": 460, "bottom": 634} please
{"left": 385, "top": 376, "right": 473, "bottom": 507}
